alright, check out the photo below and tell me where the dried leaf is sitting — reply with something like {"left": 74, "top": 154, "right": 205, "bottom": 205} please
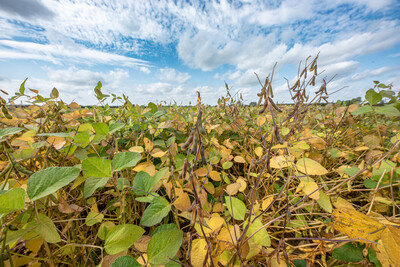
{"left": 234, "top": 156, "right": 246, "bottom": 163}
{"left": 173, "top": 192, "right": 191, "bottom": 211}
{"left": 226, "top": 183, "right": 241, "bottom": 196}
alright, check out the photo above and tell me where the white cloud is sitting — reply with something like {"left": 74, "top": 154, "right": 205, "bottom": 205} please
{"left": 0, "top": 39, "right": 148, "bottom": 67}
{"left": 158, "top": 68, "right": 191, "bottom": 84}
{"left": 352, "top": 66, "right": 394, "bottom": 80}
{"left": 140, "top": 67, "right": 151, "bottom": 74}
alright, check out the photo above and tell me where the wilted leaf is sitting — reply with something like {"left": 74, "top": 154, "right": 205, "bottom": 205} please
{"left": 143, "top": 137, "right": 153, "bottom": 152}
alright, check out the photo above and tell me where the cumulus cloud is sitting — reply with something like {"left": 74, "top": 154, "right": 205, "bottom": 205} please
{"left": 158, "top": 68, "right": 191, "bottom": 84}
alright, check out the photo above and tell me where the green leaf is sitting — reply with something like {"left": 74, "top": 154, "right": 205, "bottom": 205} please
{"left": 332, "top": 243, "right": 363, "bottom": 262}
{"left": 111, "top": 256, "right": 140, "bottom": 267}
{"left": 364, "top": 179, "right": 377, "bottom": 189}
{"left": 367, "top": 247, "right": 382, "bottom": 267}
{"left": 132, "top": 171, "right": 153, "bottom": 195}
{"left": 73, "top": 131, "right": 90, "bottom": 146}
{"left": 27, "top": 167, "right": 81, "bottom": 201}
{"left": 150, "top": 224, "right": 178, "bottom": 237}
{"left": 97, "top": 221, "right": 115, "bottom": 240}
{"left": 293, "top": 260, "right": 307, "bottom": 267}
{"left": 112, "top": 152, "right": 141, "bottom": 171}
{"left": 375, "top": 105, "right": 400, "bottom": 116}
{"left": 83, "top": 177, "right": 109, "bottom": 198}
{"left": 104, "top": 224, "right": 145, "bottom": 255}
{"left": 351, "top": 105, "right": 372, "bottom": 115}
{"left": 82, "top": 157, "right": 112, "bottom": 178}
{"left": 316, "top": 191, "right": 333, "bottom": 213}
{"left": 92, "top": 123, "right": 109, "bottom": 135}
{"left": 36, "top": 132, "right": 72, "bottom": 138}
{"left": 152, "top": 167, "right": 169, "bottom": 186}
{"left": 222, "top": 161, "right": 233, "bottom": 169}
{"left": 109, "top": 123, "right": 125, "bottom": 134}
{"left": 244, "top": 218, "right": 270, "bottom": 247}
{"left": 0, "top": 127, "right": 24, "bottom": 139}
{"left": 35, "top": 213, "right": 61, "bottom": 243}
{"left": 147, "top": 229, "right": 183, "bottom": 266}
{"left": 365, "top": 89, "right": 382, "bottom": 105}
{"left": 140, "top": 197, "right": 171, "bottom": 227}
{"left": 85, "top": 211, "right": 104, "bottom": 226}
{"left": 50, "top": 87, "right": 59, "bottom": 98}
{"left": 0, "top": 188, "right": 25, "bottom": 215}
{"left": 225, "top": 196, "right": 246, "bottom": 221}
{"left": 19, "top": 78, "right": 28, "bottom": 95}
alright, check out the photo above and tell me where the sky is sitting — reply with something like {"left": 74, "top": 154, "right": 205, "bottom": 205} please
{"left": 0, "top": 0, "right": 399, "bottom": 105}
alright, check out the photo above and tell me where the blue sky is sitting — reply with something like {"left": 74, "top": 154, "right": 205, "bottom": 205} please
{"left": 0, "top": 0, "right": 399, "bottom": 105}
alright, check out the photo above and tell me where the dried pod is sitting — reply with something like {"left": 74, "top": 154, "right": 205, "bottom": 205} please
{"left": 268, "top": 97, "right": 282, "bottom": 113}
{"left": 191, "top": 133, "right": 198, "bottom": 154}
{"left": 200, "top": 145, "right": 207, "bottom": 165}
{"left": 259, "top": 99, "right": 268, "bottom": 114}
{"left": 275, "top": 126, "right": 284, "bottom": 144}
{"left": 181, "top": 128, "right": 195, "bottom": 150}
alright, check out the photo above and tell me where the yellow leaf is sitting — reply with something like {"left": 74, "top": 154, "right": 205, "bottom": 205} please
{"left": 234, "top": 156, "right": 246, "bottom": 164}
{"left": 226, "top": 183, "right": 241, "bottom": 196}
{"left": 256, "top": 116, "right": 266, "bottom": 126}
{"left": 302, "top": 181, "right": 320, "bottom": 200}
{"left": 331, "top": 207, "right": 385, "bottom": 242}
{"left": 363, "top": 134, "right": 380, "bottom": 149}
{"left": 143, "top": 137, "right": 153, "bottom": 152}
{"left": 208, "top": 214, "right": 225, "bottom": 233}
{"left": 191, "top": 239, "right": 208, "bottom": 267}
{"left": 195, "top": 167, "right": 209, "bottom": 177}
{"left": 270, "top": 155, "right": 292, "bottom": 169}
{"left": 151, "top": 148, "right": 166, "bottom": 158}
{"left": 133, "top": 162, "right": 152, "bottom": 173}
{"left": 380, "top": 226, "right": 400, "bottom": 266}
{"left": 254, "top": 147, "right": 263, "bottom": 157}
{"left": 262, "top": 196, "right": 274, "bottom": 211}
{"left": 333, "top": 197, "right": 355, "bottom": 210}
{"left": 47, "top": 136, "right": 66, "bottom": 150}
{"left": 129, "top": 146, "right": 144, "bottom": 153}
{"left": 236, "top": 177, "right": 247, "bottom": 192}
{"left": 209, "top": 171, "right": 221, "bottom": 181}
{"left": 296, "top": 157, "right": 328, "bottom": 175}
{"left": 173, "top": 192, "right": 191, "bottom": 212}
{"left": 217, "top": 225, "right": 241, "bottom": 245}
{"left": 307, "top": 135, "right": 326, "bottom": 150}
